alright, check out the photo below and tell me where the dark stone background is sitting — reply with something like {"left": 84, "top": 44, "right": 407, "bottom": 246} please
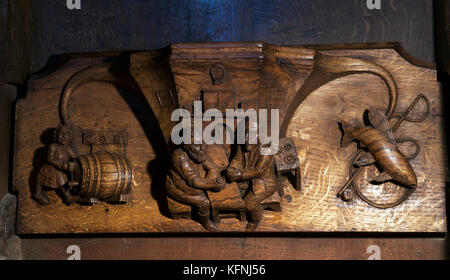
{"left": 28, "top": 0, "right": 434, "bottom": 72}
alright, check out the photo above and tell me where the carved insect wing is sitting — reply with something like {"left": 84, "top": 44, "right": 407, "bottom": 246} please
{"left": 367, "top": 107, "right": 383, "bottom": 128}
{"left": 368, "top": 107, "right": 396, "bottom": 145}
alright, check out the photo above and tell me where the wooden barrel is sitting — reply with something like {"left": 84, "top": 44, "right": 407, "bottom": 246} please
{"left": 75, "top": 151, "right": 133, "bottom": 201}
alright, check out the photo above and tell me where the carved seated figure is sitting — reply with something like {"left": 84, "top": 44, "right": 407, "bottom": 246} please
{"left": 33, "top": 125, "right": 77, "bottom": 205}
{"left": 165, "top": 141, "right": 225, "bottom": 231}
{"left": 226, "top": 121, "right": 278, "bottom": 231}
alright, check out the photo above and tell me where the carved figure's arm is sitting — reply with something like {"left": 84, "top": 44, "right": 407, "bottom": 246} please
{"left": 202, "top": 155, "right": 223, "bottom": 180}
{"left": 240, "top": 154, "right": 272, "bottom": 180}
{"left": 47, "top": 144, "right": 68, "bottom": 170}
{"left": 226, "top": 146, "right": 244, "bottom": 181}
{"left": 177, "top": 153, "right": 222, "bottom": 190}
{"left": 68, "top": 146, "right": 77, "bottom": 159}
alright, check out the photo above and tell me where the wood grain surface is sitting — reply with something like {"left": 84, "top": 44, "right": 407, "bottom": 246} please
{"left": 20, "top": 237, "right": 447, "bottom": 260}
{"left": 27, "top": 0, "right": 435, "bottom": 72}
{"left": 285, "top": 48, "right": 446, "bottom": 232}
{"left": 13, "top": 44, "right": 447, "bottom": 234}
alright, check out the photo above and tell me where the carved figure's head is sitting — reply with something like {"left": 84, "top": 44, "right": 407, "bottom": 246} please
{"left": 182, "top": 128, "right": 207, "bottom": 163}
{"left": 56, "top": 124, "right": 72, "bottom": 145}
{"left": 184, "top": 143, "right": 207, "bottom": 163}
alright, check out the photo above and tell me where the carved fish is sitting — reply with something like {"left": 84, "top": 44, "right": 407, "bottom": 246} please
{"left": 341, "top": 107, "right": 417, "bottom": 187}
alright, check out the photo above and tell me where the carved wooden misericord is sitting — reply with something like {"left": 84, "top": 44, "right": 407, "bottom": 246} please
{"left": 12, "top": 42, "right": 447, "bottom": 233}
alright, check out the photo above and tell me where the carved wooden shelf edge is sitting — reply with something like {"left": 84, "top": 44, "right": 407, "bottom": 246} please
{"left": 13, "top": 42, "right": 447, "bottom": 234}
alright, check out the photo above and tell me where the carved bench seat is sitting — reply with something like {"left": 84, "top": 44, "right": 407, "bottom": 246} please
{"left": 167, "top": 196, "right": 191, "bottom": 220}
{"left": 208, "top": 182, "right": 246, "bottom": 223}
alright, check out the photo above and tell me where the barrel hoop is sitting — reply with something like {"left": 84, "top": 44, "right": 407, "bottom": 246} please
{"left": 86, "top": 153, "right": 94, "bottom": 198}
{"left": 92, "top": 152, "right": 101, "bottom": 198}
{"left": 122, "top": 155, "right": 133, "bottom": 194}
{"left": 108, "top": 152, "right": 119, "bottom": 200}
{"left": 118, "top": 153, "right": 131, "bottom": 195}
{"left": 87, "top": 154, "right": 96, "bottom": 198}
{"left": 111, "top": 152, "right": 126, "bottom": 200}
{"left": 78, "top": 156, "right": 89, "bottom": 197}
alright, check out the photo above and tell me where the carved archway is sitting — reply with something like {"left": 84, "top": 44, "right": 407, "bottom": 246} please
{"left": 280, "top": 53, "right": 398, "bottom": 137}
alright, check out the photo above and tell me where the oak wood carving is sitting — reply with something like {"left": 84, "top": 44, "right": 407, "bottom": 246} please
{"left": 13, "top": 43, "right": 447, "bottom": 234}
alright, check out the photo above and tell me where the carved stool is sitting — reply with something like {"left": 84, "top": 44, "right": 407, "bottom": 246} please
{"left": 275, "top": 138, "right": 301, "bottom": 191}
{"left": 208, "top": 182, "right": 246, "bottom": 223}
{"left": 167, "top": 196, "right": 192, "bottom": 219}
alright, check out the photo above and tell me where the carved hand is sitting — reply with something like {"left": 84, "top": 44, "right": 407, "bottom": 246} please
{"left": 241, "top": 168, "right": 263, "bottom": 180}
{"left": 226, "top": 167, "right": 242, "bottom": 182}
{"left": 68, "top": 161, "right": 77, "bottom": 173}
{"left": 211, "top": 176, "right": 226, "bottom": 192}
{"left": 62, "top": 162, "right": 69, "bottom": 171}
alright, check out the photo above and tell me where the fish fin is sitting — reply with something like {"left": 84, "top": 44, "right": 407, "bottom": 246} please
{"left": 368, "top": 107, "right": 396, "bottom": 145}
{"left": 340, "top": 121, "right": 355, "bottom": 147}
{"left": 370, "top": 172, "right": 393, "bottom": 184}
{"left": 355, "top": 153, "right": 376, "bottom": 166}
